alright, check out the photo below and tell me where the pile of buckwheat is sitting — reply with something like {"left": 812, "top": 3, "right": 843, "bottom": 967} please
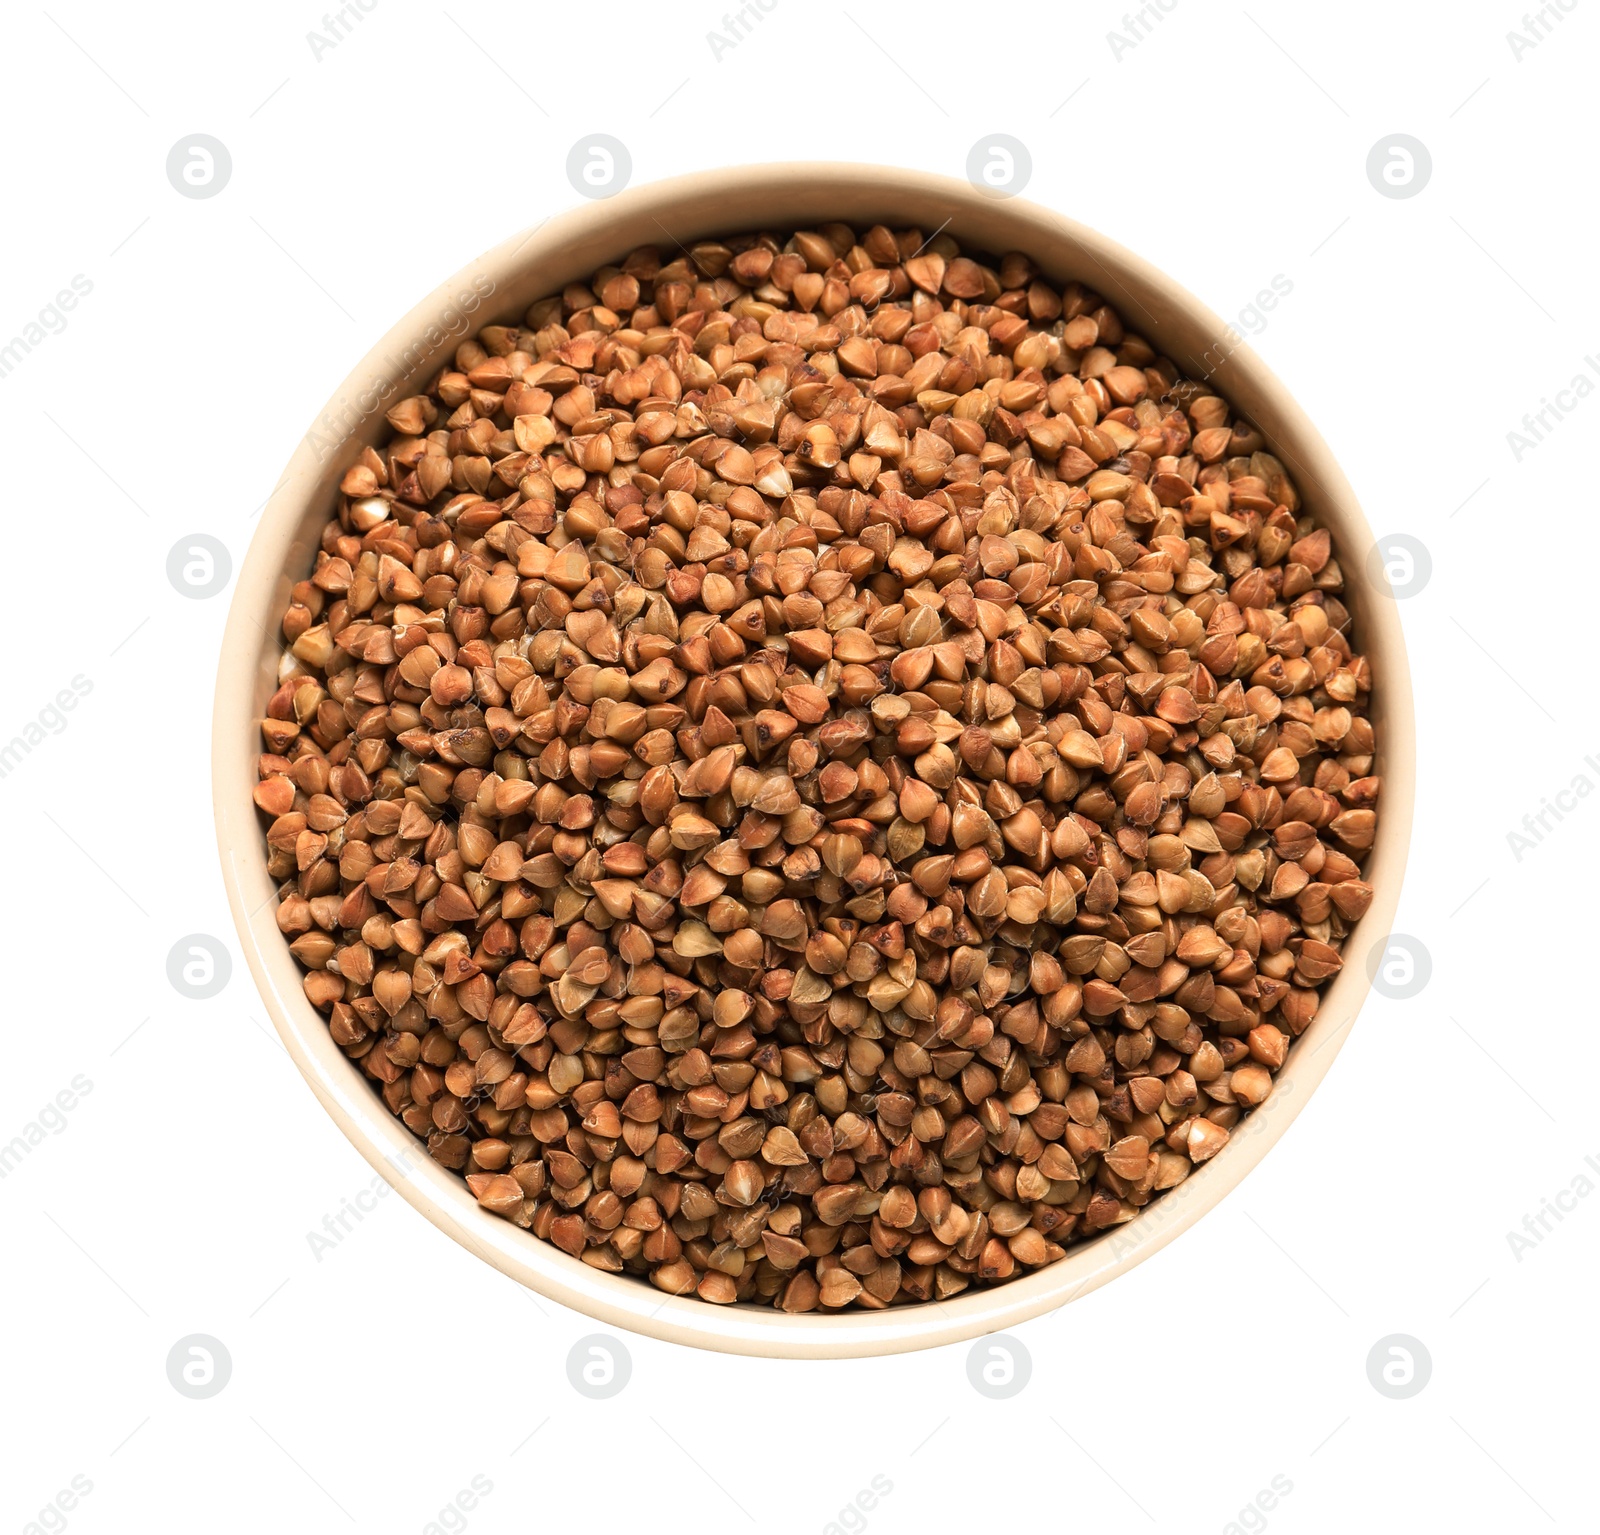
{"left": 256, "top": 222, "right": 1378, "bottom": 1311}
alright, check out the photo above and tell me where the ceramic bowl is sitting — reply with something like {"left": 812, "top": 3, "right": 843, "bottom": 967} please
{"left": 214, "top": 164, "right": 1414, "bottom": 1358}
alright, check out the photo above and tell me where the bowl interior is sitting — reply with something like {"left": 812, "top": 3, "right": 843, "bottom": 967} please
{"left": 215, "top": 164, "right": 1414, "bottom": 1358}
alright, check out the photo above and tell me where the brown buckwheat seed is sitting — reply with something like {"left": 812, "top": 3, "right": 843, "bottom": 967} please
{"left": 256, "top": 221, "right": 1378, "bottom": 1312}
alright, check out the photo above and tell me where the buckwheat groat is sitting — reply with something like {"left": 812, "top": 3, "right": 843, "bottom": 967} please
{"left": 256, "top": 222, "right": 1378, "bottom": 1310}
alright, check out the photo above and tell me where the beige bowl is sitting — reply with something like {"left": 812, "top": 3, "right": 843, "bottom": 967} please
{"left": 214, "top": 164, "right": 1414, "bottom": 1358}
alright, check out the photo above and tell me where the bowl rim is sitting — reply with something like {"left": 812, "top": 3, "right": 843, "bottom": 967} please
{"left": 214, "top": 162, "right": 1415, "bottom": 1359}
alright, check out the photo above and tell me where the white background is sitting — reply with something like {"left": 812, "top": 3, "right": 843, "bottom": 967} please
{"left": 1, "top": 2, "right": 1591, "bottom": 1530}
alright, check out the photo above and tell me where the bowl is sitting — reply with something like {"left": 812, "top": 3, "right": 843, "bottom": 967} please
{"left": 214, "top": 163, "right": 1415, "bottom": 1358}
